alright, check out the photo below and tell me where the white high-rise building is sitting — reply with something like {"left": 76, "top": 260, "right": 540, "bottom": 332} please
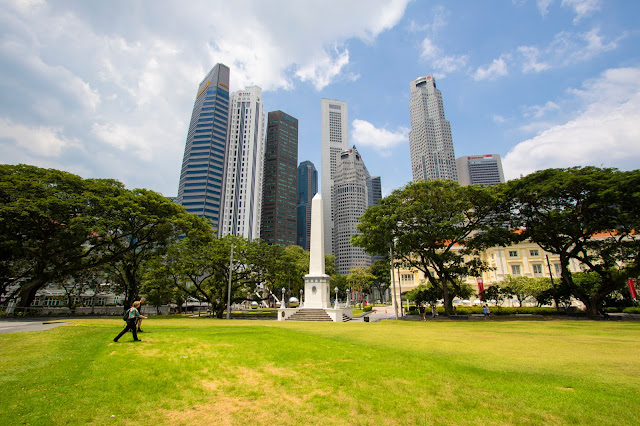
{"left": 333, "top": 146, "right": 372, "bottom": 276}
{"left": 456, "top": 154, "right": 505, "bottom": 186}
{"left": 408, "top": 74, "right": 458, "bottom": 182}
{"left": 320, "top": 98, "right": 348, "bottom": 255}
{"left": 220, "top": 86, "right": 265, "bottom": 241}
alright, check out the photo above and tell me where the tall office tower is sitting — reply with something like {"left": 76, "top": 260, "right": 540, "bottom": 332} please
{"left": 320, "top": 98, "right": 349, "bottom": 255}
{"left": 177, "top": 63, "right": 230, "bottom": 233}
{"left": 220, "top": 86, "right": 265, "bottom": 241}
{"left": 333, "top": 146, "right": 372, "bottom": 275}
{"left": 408, "top": 74, "right": 458, "bottom": 182}
{"left": 456, "top": 154, "right": 505, "bottom": 186}
{"left": 366, "top": 176, "right": 382, "bottom": 207}
{"left": 296, "top": 160, "right": 318, "bottom": 250}
{"left": 260, "top": 111, "right": 298, "bottom": 246}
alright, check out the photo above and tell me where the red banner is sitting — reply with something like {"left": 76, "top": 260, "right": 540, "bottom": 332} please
{"left": 628, "top": 278, "right": 638, "bottom": 299}
{"left": 477, "top": 278, "right": 484, "bottom": 294}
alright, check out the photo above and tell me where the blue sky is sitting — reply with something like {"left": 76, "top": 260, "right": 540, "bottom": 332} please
{"left": 1, "top": 0, "right": 638, "bottom": 197}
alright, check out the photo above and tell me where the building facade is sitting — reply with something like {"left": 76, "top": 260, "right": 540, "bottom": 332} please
{"left": 366, "top": 176, "right": 382, "bottom": 206}
{"left": 260, "top": 111, "right": 298, "bottom": 246}
{"left": 297, "top": 160, "right": 318, "bottom": 250}
{"left": 177, "top": 63, "right": 230, "bottom": 233}
{"left": 220, "top": 86, "right": 265, "bottom": 241}
{"left": 456, "top": 154, "right": 505, "bottom": 186}
{"left": 332, "top": 146, "right": 372, "bottom": 275}
{"left": 320, "top": 98, "right": 349, "bottom": 255}
{"left": 408, "top": 74, "right": 458, "bottom": 182}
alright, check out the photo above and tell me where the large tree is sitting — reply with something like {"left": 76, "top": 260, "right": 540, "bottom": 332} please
{"left": 0, "top": 165, "right": 134, "bottom": 310}
{"left": 99, "top": 188, "right": 194, "bottom": 309}
{"left": 506, "top": 167, "right": 639, "bottom": 316}
{"left": 353, "top": 180, "right": 508, "bottom": 315}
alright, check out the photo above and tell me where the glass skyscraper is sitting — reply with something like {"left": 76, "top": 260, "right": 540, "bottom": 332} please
{"left": 177, "top": 63, "right": 230, "bottom": 234}
{"left": 296, "top": 160, "right": 317, "bottom": 250}
{"left": 260, "top": 110, "right": 298, "bottom": 246}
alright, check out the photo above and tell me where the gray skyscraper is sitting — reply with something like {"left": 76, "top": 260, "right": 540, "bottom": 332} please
{"left": 332, "top": 146, "right": 371, "bottom": 276}
{"left": 320, "top": 98, "right": 349, "bottom": 255}
{"left": 456, "top": 154, "right": 505, "bottom": 186}
{"left": 177, "top": 63, "right": 230, "bottom": 234}
{"left": 297, "top": 160, "right": 318, "bottom": 250}
{"left": 408, "top": 74, "right": 458, "bottom": 182}
{"left": 260, "top": 111, "right": 298, "bottom": 246}
{"left": 366, "top": 176, "right": 382, "bottom": 207}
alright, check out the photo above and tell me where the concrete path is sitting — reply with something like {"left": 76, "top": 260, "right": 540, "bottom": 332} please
{"left": 0, "top": 320, "right": 68, "bottom": 334}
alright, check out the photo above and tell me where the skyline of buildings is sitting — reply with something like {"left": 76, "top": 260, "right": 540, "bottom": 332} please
{"left": 408, "top": 74, "right": 458, "bottom": 182}
{"left": 176, "top": 63, "right": 230, "bottom": 235}
{"left": 260, "top": 110, "right": 298, "bottom": 246}
{"left": 297, "top": 160, "right": 318, "bottom": 251}
{"left": 320, "top": 98, "right": 349, "bottom": 256}
{"left": 176, "top": 64, "right": 470, "bottom": 275}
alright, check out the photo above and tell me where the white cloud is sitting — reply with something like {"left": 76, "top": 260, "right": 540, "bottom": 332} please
{"left": 503, "top": 67, "right": 640, "bottom": 180}
{"left": 523, "top": 101, "right": 561, "bottom": 118}
{"left": 420, "top": 37, "right": 469, "bottom": 77}
{"left": 517, "top": 46, "right": 551, "bottom": 73}
{"left": 0, "top": 0, "right": 411, "bottom": 195}
{"left": 0, "top": 118, "right": 79, "bottom": 157}
{"left": 537, "top": 0, "right": 554, "bottom": 17}
{"left": 473, "top": 55, "right": 510, "bottom": 81}
{"left": 561, "top": 0, "right": 602, "bottom": 23}
{"left": 493, "top": 115, "right": 507, "bottom": 124}
{"left": 536, "top": 0, "right": 602, "bottom": 22}
{"left": 351, "top": 119, "right": 408, "bottom": 155}
{"left": 516, "top": 27, "right": 619, "bottom": 74}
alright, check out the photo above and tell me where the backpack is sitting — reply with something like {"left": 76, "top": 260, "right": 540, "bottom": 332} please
{"left": 123, "top": 308, "right": 131, "bottom": 321}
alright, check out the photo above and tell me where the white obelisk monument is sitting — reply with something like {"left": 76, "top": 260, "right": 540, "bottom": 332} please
{"left": 304, "top": 193, "right": 331, "bottom": 308}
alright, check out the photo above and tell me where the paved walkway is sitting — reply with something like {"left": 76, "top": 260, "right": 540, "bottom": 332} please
{"left": 0, "top": 320, "right": 69, "bottom": 334}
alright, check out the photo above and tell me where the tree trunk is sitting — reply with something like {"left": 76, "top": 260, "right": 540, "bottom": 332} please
{"left": 441, "top": 280, "right": 451, "bottom": 316}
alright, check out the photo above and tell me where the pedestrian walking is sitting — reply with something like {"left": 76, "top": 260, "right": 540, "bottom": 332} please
{"left": 482, "top": 304, "right": 489, "bottom": 320}
{"left": 419, "top": 304, "right": 426, "bottom": 321}
{"left": 431, "top": 305, "right": 438, "bottom": 318}
{"left": 114, "top": 301, "right": 147, "bottom": 342}
{"left": 136, "top": 297, "right": 146, "bottom": 332}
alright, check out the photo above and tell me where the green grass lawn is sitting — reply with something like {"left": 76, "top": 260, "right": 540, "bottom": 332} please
{"left": 1, "top": 317, "right": 639, "bottom": 425}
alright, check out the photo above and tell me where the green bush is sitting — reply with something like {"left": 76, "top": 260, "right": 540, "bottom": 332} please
{"left": 605, "top": 307, "right": 623, "bottom": 313}
{"left": 622, "top": 307, "right": 640, "bottom": 314}
{"left": 363, "top": 305, "right": 373, "bottom": 313}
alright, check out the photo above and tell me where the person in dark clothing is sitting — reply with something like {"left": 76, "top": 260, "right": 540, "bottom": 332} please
{"left": 114, "top": 301, "right": 147, "bottom": 342}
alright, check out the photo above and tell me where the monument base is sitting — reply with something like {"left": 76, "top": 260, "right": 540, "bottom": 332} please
{"left": 302, "top": 274, "right": 331, "bottom": 309}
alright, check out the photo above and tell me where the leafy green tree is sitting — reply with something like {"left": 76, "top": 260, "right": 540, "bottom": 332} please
{"left": 407, "top": 282, "right": 441, "bottom": 306}
{"left": 347, "top": 267, "right": 375, "bottom": 309}
{"left": 481, "top": 285, "right": 505, "bottom": 306}
{"left": 100, "top": 189, "right": 193, "bottom": 309}
{"left": 0, "top": 165, "right": 137, "bottom": 310}
{"left": 369, "top": 258, "right": 391, "bottom": 303}
{"left": 353, "top": 180, "right": 509, "bottom": 315}
{"left": 506, "top": 167, "right": 639, "bottom": 316}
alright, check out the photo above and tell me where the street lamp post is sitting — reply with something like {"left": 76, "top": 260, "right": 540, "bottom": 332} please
{"left": 226, "top": 243, "right": 234, "bottom": 320}
{"left": 334, "top": 287, "right": 339, "bottom": 309}
{"left": 281, "top": 287, "right": 286, "bottom": 309}
{"left": 299, "top": 289, "right": 303, "bottom": 308}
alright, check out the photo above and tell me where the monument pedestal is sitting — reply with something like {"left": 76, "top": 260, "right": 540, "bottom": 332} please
{"left": 303, "top": 274, "right": 331, "bottom": 309}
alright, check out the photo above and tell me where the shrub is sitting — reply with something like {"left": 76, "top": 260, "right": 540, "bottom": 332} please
{"left": 622, "top": 307, "right": 640, "bottom": 314}
{"left": 363, "top": 305, "right": 373, "bottom": 313}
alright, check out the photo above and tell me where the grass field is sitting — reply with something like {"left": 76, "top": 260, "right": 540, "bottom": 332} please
{"left": 1, "top": 317, "right": 639, "bottom": 425}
